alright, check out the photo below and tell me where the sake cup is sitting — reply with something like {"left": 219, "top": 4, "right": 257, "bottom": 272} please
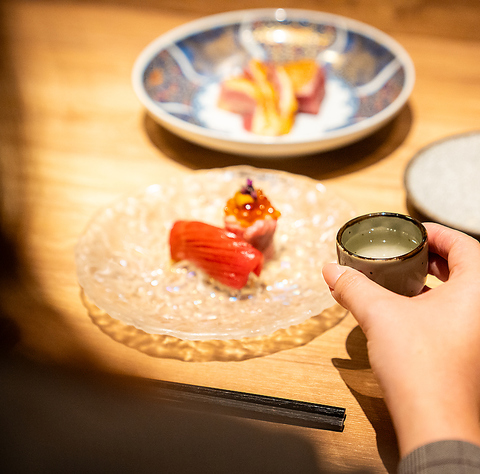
{"left": 336, "top": 212, "right": 428, "bottom": 296}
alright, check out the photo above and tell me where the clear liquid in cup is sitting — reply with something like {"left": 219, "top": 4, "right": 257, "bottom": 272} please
{"left": 346, "top": 227, "right": 419, "bottom": 258}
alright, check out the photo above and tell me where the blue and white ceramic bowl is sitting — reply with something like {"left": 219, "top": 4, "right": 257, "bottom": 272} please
{"left": 132, "top": 9, "right": 415, "bottom": 157}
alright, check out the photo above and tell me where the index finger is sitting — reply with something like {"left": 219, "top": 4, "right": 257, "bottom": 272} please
{"left": 424, "top": 223, "right": 480, "bottom": 277}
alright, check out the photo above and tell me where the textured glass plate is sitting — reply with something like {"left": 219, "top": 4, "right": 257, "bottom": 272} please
{"left": 132, "top": 8, "right": 415, "bottom": 157}
{"left": 75, "top": 167, "right": 355, "bottom": 340}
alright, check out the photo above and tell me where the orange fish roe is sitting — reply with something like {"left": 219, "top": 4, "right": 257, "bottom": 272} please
{"left": 224, "top": 180, "right": 281, "bottom": 227}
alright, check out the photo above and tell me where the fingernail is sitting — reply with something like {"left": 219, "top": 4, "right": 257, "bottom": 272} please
{"left": 322, "top": 263, "right": 347, "bottom": 289}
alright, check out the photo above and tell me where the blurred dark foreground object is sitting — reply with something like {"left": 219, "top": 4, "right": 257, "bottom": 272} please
{"left": 0, "top": 355, "right": 338, "bottom": 474}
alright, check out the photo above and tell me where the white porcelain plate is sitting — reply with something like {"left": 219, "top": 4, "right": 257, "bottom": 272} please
{"left": 132, "top": 8, "right": 415, "bottom": 157}
{"left": 75, "top": 167, "right": 355, "bottom": 340}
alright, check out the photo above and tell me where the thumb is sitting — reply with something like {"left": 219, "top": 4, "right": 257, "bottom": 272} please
{"left": 322, "top": 263, "right": 401, "bottom": 328}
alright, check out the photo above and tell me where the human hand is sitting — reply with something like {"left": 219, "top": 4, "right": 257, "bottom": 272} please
{"left": 323, "top": 223, "right": 480, "bottom": 456}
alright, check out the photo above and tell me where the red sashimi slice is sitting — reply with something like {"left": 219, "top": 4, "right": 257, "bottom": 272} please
{"left": 295, "top": 68, "right": 325, "bottom": 115}
{"left": 283, "top": 60, "right": 326, "bottom": 115}
{"left": 169, "top": 221, "right": 264, "bottom": 289}
{"left": 224, "top": 216, "right": 278, "bottom": 261}
{"left": 217, "top": 77, "right": 259, "bottom": 116}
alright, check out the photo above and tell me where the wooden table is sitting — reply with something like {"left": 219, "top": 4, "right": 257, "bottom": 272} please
{"left": 1, "top": 1, "right": 479, "bottom": 472}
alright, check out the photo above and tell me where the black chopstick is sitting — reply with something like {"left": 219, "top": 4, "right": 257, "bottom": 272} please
{"left": 141, "top": 378, "right": 346, "bottom": 432}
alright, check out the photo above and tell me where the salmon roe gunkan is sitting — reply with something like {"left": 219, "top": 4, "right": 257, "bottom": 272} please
{"left": 224, "top": 179, "right": 281, "bottom": 227}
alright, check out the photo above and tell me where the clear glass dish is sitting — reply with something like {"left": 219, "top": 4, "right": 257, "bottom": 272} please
{"left": 75, "top": 166, "right": 355, "bottom": 340}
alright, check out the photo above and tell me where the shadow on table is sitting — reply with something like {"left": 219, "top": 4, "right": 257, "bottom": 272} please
{"left": 0, "top": 3, "right": 121, "bottom": 372}
{"left": 332, "top": 325, "right": 400, "bottom": 473}
{"left": 143, "top": 104, "right": 413, "bottom": 180}
{"left": 82, "top": 289, "right": 348, "bottom": 362}
{"left": 1, "top": 354, "right": 376, "bottom": 474}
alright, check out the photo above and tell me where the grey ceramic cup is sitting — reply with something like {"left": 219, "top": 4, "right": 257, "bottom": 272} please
{"left": 336, "top": 212, "right": 428, "bottom": 296}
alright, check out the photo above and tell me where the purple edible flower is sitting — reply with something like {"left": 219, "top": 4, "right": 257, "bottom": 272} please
{"left": 240, "top": 178, "right": 257, "bottom": 199}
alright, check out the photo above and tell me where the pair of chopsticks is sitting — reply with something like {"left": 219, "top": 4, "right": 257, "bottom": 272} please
{"left": 141, "top": 378, "right": 346, "bottom": 432}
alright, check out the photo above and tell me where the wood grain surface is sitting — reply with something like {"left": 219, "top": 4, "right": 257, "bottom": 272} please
{"left": 0, "top": 1, "right": 479, "bottom": 472}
